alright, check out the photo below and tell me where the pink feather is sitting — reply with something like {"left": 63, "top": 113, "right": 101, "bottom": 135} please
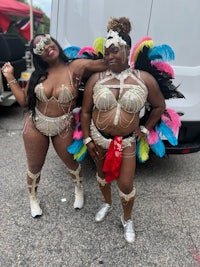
{"left": 73, "top": 127, "right": 83, "bottom": 139}
{"left": 147, "top": 129, "right": 159, "bottom": 145}
{"left": 72, "top": 107, "right": 82, "bottom": 139}
{"left": 78, "top": 46, "right": 95, "bottom": 57}
{"left": 161, "top": 108, "right": 181, "bottom": 135}
{"left": 151, "top": 61, "right": 174, "bottom": 78}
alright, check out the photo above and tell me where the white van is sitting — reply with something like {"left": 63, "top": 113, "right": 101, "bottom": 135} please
{"left": 50, "top": 0, "right": 200, "bottom": 154}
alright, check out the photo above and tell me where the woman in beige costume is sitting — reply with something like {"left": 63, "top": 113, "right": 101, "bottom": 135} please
{"left": 1, "top": 34, "right": 107, "bottom": 218}
{"left": 81, "top": 17, "right": 165, "bottom": 243}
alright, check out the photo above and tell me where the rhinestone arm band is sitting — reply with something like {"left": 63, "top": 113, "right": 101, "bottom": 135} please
{"left": 7, "top": 79, "right": 17, "bottom": 88}
{"left": 140, "top": 125, "right": 150, "bottom": 136}
{"left": 83, "top": 137, "right": 92, "bottom": 145}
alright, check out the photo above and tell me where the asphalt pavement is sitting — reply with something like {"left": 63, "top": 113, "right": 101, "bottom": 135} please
{"left": 0, "top": 104, "right": 200, "bottom": 267}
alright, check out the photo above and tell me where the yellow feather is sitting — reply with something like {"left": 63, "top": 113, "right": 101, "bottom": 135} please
{"left": 74, "top": 145, "right": 87, "bottom": 160}
{"left": 132, "top": 40, "right": 154, "bottom": 63}
{"left": 139, "top": 137, "right": 150, "bottom": 162}
{"left": 93, "top": 37, "right": 105, "bottom": 56}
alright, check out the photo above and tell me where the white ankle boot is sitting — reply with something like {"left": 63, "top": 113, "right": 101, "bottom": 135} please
{"left": 74, "top": 185, "right": 84, "bottom": 209}
{"left": 29, "top": 195, "right": 42, "bottom": 217}
{"left": 121, "top": 215, "right": 135, "bottom": 243}
{"left": 95, "top": 203, "right": 112, "bottom": 222}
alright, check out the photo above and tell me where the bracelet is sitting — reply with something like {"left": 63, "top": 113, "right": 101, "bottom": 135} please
{"left": 140, "top": 125, "right": 150, "bottom": 136}
{"left": 7, "top": 79, "right": 17, "bottom": 88}
{"left": 83, "top": 137, "right": 92, "bottom": 145}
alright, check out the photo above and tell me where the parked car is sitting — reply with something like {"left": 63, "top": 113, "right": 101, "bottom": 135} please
{"left": 0, "top": 33, "right": 26, "bottom": 106}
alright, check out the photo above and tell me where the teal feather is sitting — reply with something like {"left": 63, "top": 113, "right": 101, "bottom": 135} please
{"left": 148, "top": 44, "right": 175, "bottom": 62}
{"left": 157, "top": 121, "right": 178, "bottom": 146}
{"left": 67, "top": 139, "right": 84, "bottom": 154}
{"left": 150, "top": 135, "right": 166, "bottom": 157}
{"left": 64, "top": 46, "right": 81, "bottom": 58}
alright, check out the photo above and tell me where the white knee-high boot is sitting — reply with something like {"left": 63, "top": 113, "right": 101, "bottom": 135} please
{"left": 27, "top": 170, "right": 42, "bottom": 218}
{"left": 68, "top": 164, "right": 84, "bottom": 209}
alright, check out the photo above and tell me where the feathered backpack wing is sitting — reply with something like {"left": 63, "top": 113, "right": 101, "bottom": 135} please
{"left": 131, "top": 37, "right": 184, "bottom": 162}
{"left": 130, "top": 37, "right": 184, "bottom": 99}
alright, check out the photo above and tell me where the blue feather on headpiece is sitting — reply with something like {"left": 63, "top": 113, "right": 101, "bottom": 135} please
{"left": 64, "top": 46, "right": 81, "bottom": 58}
{"left": 148, "top": 44, "right": 175, "bottom": 62}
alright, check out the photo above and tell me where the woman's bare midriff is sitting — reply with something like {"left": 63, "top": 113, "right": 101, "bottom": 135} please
{"left": 92, "top": 108, "right": 140, "bottom": 136}
{"left": 36, "top": 99, "right": 75, "bottom": 117}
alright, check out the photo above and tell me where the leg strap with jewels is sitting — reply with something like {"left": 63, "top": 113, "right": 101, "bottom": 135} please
{"left": 27, "top": 170, "right": 42, "bottom": 218}
{"left": 96, "top": 173, "right": 108, "bottom": 186}
{"left": 118, "top": 187, "right": 136, "bottom": 202}
{"left": 68, "top": 164, "right": 84, "bottom": 209}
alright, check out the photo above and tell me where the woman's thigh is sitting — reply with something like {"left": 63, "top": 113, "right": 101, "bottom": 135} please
{"left": 51, "top": 127, "right": 78, "bottom": 169}
{"left": 23, "top": 117, "right": 49, "bottom": 172}
{"left": 117, "top": 143, "right": 136, "bottom": 192}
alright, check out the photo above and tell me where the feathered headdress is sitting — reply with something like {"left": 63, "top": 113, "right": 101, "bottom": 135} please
{"left": 130, "top": 37, "right": 184, "bottom": 99}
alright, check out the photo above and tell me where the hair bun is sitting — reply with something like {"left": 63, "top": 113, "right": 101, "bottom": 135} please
{"left": 107, "top": 17, "right": 132, "bottom": 35}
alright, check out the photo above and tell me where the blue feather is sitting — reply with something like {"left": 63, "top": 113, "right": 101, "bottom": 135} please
{"left": 150, "top": 136, "right": 166, "bottom": 157}
{"left": 148, "top": 44, "right": 175, "bottom": 62}
{"left": 67, "top": 139, "right": 84, "bottom": 154}
{"left": 64, "top": 46, "right": 81, "bottom": 58}
{"left": 157, "top": 121, "right": 178, "bottom": 146}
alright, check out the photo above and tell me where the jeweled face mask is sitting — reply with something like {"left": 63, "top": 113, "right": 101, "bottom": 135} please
{"left": 33, "top": 34, "right": 51, "bottom": 55}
